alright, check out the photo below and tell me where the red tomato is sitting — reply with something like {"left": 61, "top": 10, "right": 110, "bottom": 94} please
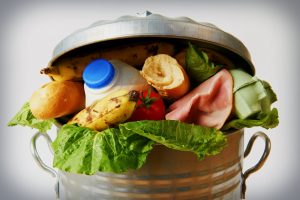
{"left": 129, "top": 89, "right": 166, "bottom": 121}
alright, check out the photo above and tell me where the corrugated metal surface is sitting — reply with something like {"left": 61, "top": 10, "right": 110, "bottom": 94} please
{"left": 58, "top": 129, "right": 244, "bottom": 200}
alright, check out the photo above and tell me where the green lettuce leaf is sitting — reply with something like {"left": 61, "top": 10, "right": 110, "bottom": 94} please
{"left": 52, "top": 124, "right": 155, "bottom": 175}
{"left": 186, "top": 42, "right": 221, "bottom": 84}
{"left": 262, "top": 80, "right": 278, "bottom": 104}
{"left": 52, "top": 120, "right": 227, "bottom": 175}
{"left": 7, "top": 102, "right": 54, "bottom": 132}
{"left": 222, "top": 108, "right": 279, "bottom": 131}
{"left": 121, "top": 120, "right": 227, "bottom": 160}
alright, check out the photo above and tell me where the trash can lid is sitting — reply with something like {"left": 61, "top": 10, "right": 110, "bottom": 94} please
{"left": 49, "top": 11, "right": 255, "bottom": 75}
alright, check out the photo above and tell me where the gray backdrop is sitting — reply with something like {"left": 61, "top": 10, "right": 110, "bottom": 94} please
{"left": 1, "top": 0, "right": 299, "bottom": 199}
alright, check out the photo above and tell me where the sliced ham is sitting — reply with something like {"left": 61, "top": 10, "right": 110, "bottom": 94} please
{"left": 165, "top": 69, "right": 233, "bottom": 129}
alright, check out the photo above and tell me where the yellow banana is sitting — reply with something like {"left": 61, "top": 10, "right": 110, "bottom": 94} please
{"left": 68, "top": 89, "right": 139, "bottom": 131}
{"left": 41, "top": 41, "right": 176, "bottom": 81}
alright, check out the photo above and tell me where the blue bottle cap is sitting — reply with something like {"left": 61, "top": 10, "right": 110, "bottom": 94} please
{"left": 83, "top": 59, "right": 115, "bottom": 89}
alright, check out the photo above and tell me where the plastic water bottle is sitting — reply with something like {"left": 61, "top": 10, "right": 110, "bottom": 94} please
{"left": 83, "top": 59, "right": 149, "bottom": 107}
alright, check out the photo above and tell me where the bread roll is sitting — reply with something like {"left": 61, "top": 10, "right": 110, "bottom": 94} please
{"left": 174, "top": 49, "right": 186, "bottom": 68}
{"left": 140, "top": 54, "right": 190, "bottom": 99}
{"left": 29, "top": 81, "right": 85, "bottom": 120}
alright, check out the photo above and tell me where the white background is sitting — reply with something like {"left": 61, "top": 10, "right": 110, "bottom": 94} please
{"left": 1, "top": 0, "right": 299, "bottom": 199}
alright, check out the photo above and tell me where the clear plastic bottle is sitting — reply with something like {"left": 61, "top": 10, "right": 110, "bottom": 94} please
{"left": 83, "top": 59, "right": 149, "bottom": 107}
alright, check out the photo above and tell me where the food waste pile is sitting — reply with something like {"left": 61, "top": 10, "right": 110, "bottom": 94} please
{"left": 8, "top": 41, "right": 279, "bottom": 175}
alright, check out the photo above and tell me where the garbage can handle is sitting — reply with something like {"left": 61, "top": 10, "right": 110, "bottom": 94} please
{"left": 241, "top": 131, "right": 271, "bottom": 199}
{"left": 30, "top": 132, "right": 59, "bottom": 199}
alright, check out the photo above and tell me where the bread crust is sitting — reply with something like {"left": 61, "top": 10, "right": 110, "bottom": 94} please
{"left": 141, "top": 54, "right": 190, "bottom": 99}
{"left": 29, "top": 81, "right": 85, "bottom": 119}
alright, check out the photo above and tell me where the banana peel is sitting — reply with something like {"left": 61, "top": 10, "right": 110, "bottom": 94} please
{"left": 68, "top": 89, "right": 139, "bottom": 131}
{"left": 41, "top": 41, "right": 176, "bottom": 81}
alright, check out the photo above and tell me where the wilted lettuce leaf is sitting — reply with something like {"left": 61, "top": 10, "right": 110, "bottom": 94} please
{"left": 7, "top": 102, "right": 54, "bottom": 132}
{"left": 222, "top": 108, "right": 279, "bottom": 131}
{"left": 52, "top": 124, "right": 155, "bottom": 175}
{"left": 262, "top": 80, "right": 278, "bottom": 104}
{"left": 121, "top": 120, "right": 227, "bottom": 160}
{"left": 186, "top": 42, "right": 221, "bottom": 84}
{"left": 52, "top": 121, "right": 227, "bottom": 175}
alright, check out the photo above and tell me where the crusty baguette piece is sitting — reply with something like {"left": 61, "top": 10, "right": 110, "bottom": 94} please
{"left": 141, "top": 54, "right": 190, "bottom": 99}
{"left": 29, "top": 81, "right": 85, "bottom": 120}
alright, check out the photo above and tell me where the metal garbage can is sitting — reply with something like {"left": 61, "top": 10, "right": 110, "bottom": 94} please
{"left": 30, "top": 11, "right": 271, "bottom": 200}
